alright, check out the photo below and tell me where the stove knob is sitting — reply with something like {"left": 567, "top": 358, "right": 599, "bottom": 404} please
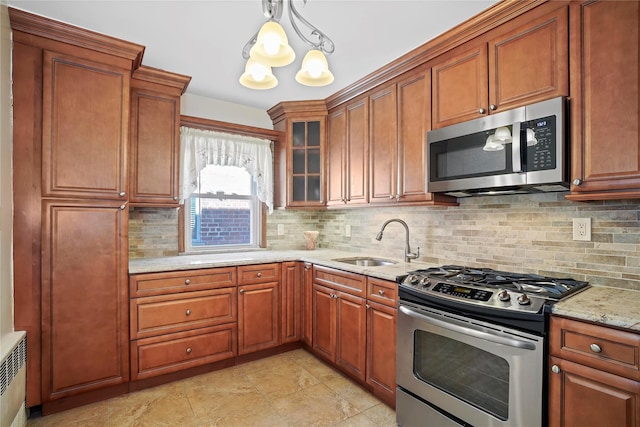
{"left": 418, "top": 277, "right": 431, "bottom": 288}
{"left": 406, "top": 275, "right": 419, "bottom": 286}
{"left": 517, "top": 293, "right": 531, "bottom": 305}
{"left": 497, "top": 290, "right": 511, "bottom": 302}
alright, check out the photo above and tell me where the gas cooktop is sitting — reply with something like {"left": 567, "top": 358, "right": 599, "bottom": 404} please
{"left": 399, "top": 265, "right": 589, "bottom": 315}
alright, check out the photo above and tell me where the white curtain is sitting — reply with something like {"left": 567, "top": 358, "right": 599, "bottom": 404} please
{"left": 180, "top": 127, "right": 274, "bottom": 213}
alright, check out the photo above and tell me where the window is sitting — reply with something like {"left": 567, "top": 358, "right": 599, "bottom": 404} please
{"left": 185, "top": 165, "right": 261, "bottom": 252}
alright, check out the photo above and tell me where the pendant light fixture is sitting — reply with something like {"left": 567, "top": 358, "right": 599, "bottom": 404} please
{"left": 240, "top": 0, "right": 335, "bottom": 90}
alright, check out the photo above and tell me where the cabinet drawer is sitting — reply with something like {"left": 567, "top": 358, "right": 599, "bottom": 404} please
{"left": 313, "top": 265, "right": 366, "bottom": 297}
{"left": 237, "top": 263, "right": 280, "bottom": 285}
{"left": 367, "top": 277, "right": 398, "bottom": 307}
{"left": 130, "top": 267, "right": 236, "bottom": 297}
{"left": 550, "top": 316, "right": 640, "bottom": 381}
{"left": 131, "top": 288, "right": 236, "bottom": 339}
{"left": 131, "top": 324, "right": 236, "bottom": 381}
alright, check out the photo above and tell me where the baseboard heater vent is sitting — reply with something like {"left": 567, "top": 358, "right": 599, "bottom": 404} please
{"left": 1, "top": 334, "right": 27, "bottom": 427}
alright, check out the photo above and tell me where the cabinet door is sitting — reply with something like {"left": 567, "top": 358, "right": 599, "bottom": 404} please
{"left": 281, "top": 261, "right": 302, "bottom": 344}
{"left": 129, "top": 89, "right": 180, "bottom": 205}
{"left": 289, "top": 119, "right": 325, "bottom": 206}
{"left": 42, "top": 51, "right": 129, "bottom": 200}
{"left": 488, "top": 6, "right": 568, "bottom": 113}
{"left": 567, "top": 1, "right": 640, "bottom": 199}
{"left": 312, "top": 283, "right": 336, "bottom": 361}
{"left": 369, "top": 85, "right": 398, "bottom": 204}
{"left": 346, "top": 99, "right": 369, "bottom": 204}
{"left": 336, "top": 291, "right": 366, "bottom": 381}
{"left": 366, "top": 300, "right": 397, "bottom": 406}
{"left": 41, "top": 200, "right": 128, "bottom": 401}
{"left": 549, "top": 356, "right": 640, "bottom": 427}
{"left": 397, "top": 70, "right": 431, "bottom": 202}
{"left": 237, "top": 281, "right": 279, "bottom": 355}
{"left": 327, "top": 108, "right": 347, "bottom": 205}
{"left": 302, "top": 263, "right": 313, "bottom": 347}
{"left": 431, "top": 45, "right": 489, "bottom": 129}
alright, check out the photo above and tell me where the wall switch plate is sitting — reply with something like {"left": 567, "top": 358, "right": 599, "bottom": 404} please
{"left": 277, "top": 224, "right": 285, "bottom": 236}
{"left": 345, "top": 224, "right": 351, "bottom": 237}
{"left": 573, "top": 218, "right": 591, "bottom": 241}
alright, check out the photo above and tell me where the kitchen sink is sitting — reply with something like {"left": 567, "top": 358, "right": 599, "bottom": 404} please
{"left": 332, "top": 257, "right": 398, "bottom": 267}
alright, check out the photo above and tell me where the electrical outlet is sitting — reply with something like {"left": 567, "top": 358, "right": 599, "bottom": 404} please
{"left": 573, "top": 218, "right": 591, "bottom": 241}
{"left": 345, "top": 224, "right": 351, "bottom": 237}
{"left": 277, "top": 224, "right": 285, "bottom": 236}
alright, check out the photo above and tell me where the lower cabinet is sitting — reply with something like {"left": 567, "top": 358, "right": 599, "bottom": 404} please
{"left": 237, "top": 264, "right": 281, "bottom": 355}
{"left": 302, "top": 263, "right": 314, "bottom": 347}
{"left": 548, "top": 316, "right": 640, "bottom": 427}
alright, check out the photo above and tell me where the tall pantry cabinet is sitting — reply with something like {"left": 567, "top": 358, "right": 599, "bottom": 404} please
{"left": 10, "top": 9, "right": 145, "bottom": 412}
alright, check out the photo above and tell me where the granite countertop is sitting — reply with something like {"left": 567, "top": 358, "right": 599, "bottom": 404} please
{"left": 128, "top": 248, "right": 435, "bottom": 282}
{"left": 552, "top": 286, "right": 640, "bottom": 332}
{"left": 130, "top": 250, "right": 640, "bottom": 333}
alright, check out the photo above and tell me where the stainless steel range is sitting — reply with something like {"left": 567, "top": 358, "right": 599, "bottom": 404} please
{"left": 396, "top": 265, "right": 588, "bottom": 427}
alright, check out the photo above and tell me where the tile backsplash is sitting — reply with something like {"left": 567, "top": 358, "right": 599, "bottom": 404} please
{"left": 129, "top": 192, "right": 640, "bottom": 290}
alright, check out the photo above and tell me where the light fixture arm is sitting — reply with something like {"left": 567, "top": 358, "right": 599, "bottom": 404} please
{"left": 288, "top": 0, "right": 334, "bottom": 54}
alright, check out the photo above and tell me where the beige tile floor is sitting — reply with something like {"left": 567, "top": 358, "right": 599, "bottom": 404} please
{"left": 27, "top": 349, "right": 396, "bottom": 427}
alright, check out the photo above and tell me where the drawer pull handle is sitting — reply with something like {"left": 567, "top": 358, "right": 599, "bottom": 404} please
{"left": 186, "top": 309, "right": 191, "bottom": 316}
{"left": 590, "top": 343, "right": 602, "bottom": 353}
{"left": 378, "top": 289, "right": 385, "bottom": 296}
{"left": 257, "top": 272, "right": 262, "bottom": 278}
{"left": 551, "top": 365, "right": 561, "bottom": 374}
{"left": 186, "top": 347, "right": 192, "bottom": 354}
{"left": 185, "top": 279, "right": 191, "bottom": 285}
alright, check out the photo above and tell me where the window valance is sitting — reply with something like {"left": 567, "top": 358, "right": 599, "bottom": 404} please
{"left": 180, "top": 126, "right": 274, "bottom": 213}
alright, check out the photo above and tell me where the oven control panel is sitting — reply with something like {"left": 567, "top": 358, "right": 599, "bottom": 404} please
{"left": 432, "top": 283, "right": 492, "bottom": 301}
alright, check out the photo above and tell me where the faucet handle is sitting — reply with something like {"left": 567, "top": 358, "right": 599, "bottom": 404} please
{"left": 407, "top": 247, "right": 420, "bottom": 261}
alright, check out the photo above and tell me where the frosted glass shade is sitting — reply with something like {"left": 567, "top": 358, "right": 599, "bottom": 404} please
{"left": 483, "top": 134, "right": 505, "bottom": 151}
{"left": 295, "top": 50, "right": 334, "bottom": 87}
{"left": 239, "top": 58, "right": 278, "bottom": 90}
{"left": 249, "top": 21, "right": 295, "bottom": 67}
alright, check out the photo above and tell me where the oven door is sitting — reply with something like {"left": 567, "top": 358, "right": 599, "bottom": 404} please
{"left": 397, "top": 301, "right": 544, "bottom": 427}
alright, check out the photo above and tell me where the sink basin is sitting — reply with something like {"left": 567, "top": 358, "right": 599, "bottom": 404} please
{"left": 332, "top": 257, "right": 398, "bottom": 267}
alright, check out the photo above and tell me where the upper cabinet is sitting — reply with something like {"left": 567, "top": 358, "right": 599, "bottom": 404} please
{"left": 268, "top": 101, "right": 327, "bottom": 208}
{"left": 566, "top": 0, "right": 640, "bottom": 201}
{"left": 129, "top": 66, "right": 191, "bottom": 206}
{"left": 431, "top": 4, "right": 569, "bottom": 129}
{"left": 42, "top": 50, "right": 131, "bottom": 200}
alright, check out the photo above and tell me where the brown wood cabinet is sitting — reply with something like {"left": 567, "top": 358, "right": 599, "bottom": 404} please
{"left": 549, "top": 316, "right": 640, "bottom": 427}
{"left": 41, "top": 200, "right": 129, "bottom": 402}
{"left": 281, "top": 261, "right": 302, "bottom": 344}
{"left": 366, "top": 278, "right": 397, "bottom": 406}
{"left": 566, "top": 0, "right": 640, "bottom": 201}
{"left": 311, "top": 266, "right": 367, "bottom": 381}
{"left": 432, "top": 3, "right": 569, "bottom": 129}
{"left": 129, "top": 66, "right": 190, "bottom": 206}
{"left": 268, "top": 101, "right": 327, "bottom": 208}
{"left": 128, "top": 268, "right": 238, "bottom": 381}
{"left": 237, "top": 264, "right": 280, "bottom": 354}
{"left": 302, "top": 263, "right": 313, "bottom": 347}
{"left": 327, "top": 108, "right": 346, "bottom": 205}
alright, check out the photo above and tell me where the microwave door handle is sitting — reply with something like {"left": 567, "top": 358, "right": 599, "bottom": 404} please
{"left": 512, "top": 121, "right": 523, "bottom": 173}
{"left": 399, "top": 305, "right": 536, "bottom": 350}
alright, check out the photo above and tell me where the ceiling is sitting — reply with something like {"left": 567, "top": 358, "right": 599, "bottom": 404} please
{"left": 7, "top": 0, "right": 499, "bottom": 111}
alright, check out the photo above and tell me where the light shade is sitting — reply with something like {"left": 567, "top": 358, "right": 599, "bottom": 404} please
{"left": 483, "top": 134, "right": 505, "bottom": 151}
{"left": 249, "top": 21, "right": 295, "bottom": 67}
{"left": 295, "top": 50, "right": 334, "bottom": 87}
{"left": 239, "top": 58, "right": 278, "bottom": 90}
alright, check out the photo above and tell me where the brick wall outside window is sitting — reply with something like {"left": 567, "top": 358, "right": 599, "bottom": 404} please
{"left": 196, "top": 208, "right": 250, "bottom": 245}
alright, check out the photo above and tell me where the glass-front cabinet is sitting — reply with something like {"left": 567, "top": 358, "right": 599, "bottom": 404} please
{"left": 268, "top": 101, "right": 327, "bottom": 208}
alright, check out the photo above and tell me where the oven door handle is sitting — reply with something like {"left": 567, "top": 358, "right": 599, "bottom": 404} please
{"left": 399, "top": 305, "right": 537, "bottom": 350}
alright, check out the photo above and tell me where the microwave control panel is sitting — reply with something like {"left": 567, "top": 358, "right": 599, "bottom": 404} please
{"left": 525, "top": 115, "right": 556, "bottom": 171}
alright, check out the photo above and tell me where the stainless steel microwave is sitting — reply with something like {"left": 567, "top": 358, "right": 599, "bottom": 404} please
{"left": 427, "top": 97, "right": 568, "bottom": 197}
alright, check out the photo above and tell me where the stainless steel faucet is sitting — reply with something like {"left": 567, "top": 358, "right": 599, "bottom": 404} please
{"left": 375, "top": 219, "right": 420, "bottom": 263}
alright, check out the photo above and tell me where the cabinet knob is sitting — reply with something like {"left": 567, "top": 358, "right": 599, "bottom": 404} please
{"left": 257, "top": 272, "right": 262, "bottom": 278}
{"left": 119, "top": 204, "right": 127, "bottom": 210}
{"left": 378, "top": 289, "right": 385, "bottom": 296}
{"left": 185, "top": 309, "right": 191, "bottom": 316}
{"left": 489, "top": 104, "right": 497, "bottom": 111}
{"left": 389, "top": 195, "right": 395, "bottom": 199}
{"left": 186, "top": 347, "right": 192, "bottom": 354}
{"left": 551, "top": 365, "right": 561, "bottom": 374}
{"left": 239, "top": 289, "right": 245, "bottom": 294}
{"left": 173, "top": 196, "right": 179, "bottom": 201}
{"left": 365, "top": 304, "right": 371, "bottom": 309}
{"left": 478, "top": 108, "right": 486, "bottom": 114}
{"left": 185, "top": 279, "right": 191, "bottom": 285}
{"left": 590, "top": 343, "right": 602, "bottom": 353}
{"left": 572, "top": 178, "right": 582, "bottom": 186}
{"left": 119, "top": 191, "right": 126, "bottom": 197}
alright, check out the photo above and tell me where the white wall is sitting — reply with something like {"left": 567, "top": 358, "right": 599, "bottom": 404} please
{"left": 181, "top": 92, "right": 273, "bottom": 129}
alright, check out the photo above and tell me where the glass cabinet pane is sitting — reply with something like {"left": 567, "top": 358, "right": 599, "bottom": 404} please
{"left": 293, "top": 149, "right": 305, "bottom": 174}
{"left": 307, "top": 176, "right": 320, "bottom": 201}
{"left": 308, "top": 121, "right": 320, "bottom": 146}
{"left": 307, "top": 148, "right": 320, "bottom": 174}
{"left": 289, "top": 119, "right": 323, "bottom": 205}
{"left": 293, "top": 122, "right": 305, "bottom": 147}
{"left": 292, "top": 176, "right": 305, "bottom": 201}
